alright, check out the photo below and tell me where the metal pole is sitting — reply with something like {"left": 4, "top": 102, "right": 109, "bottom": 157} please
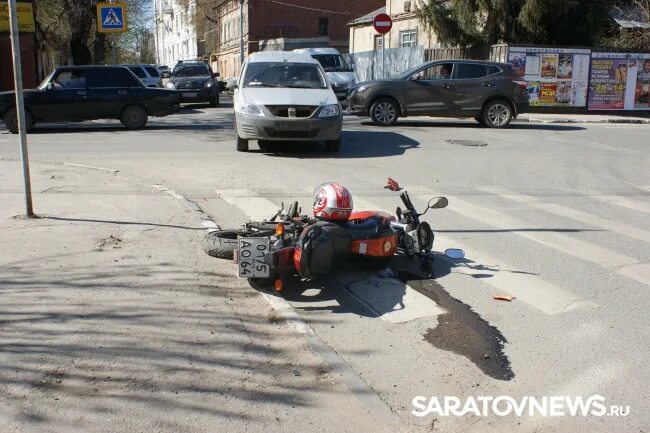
{"left": 382, "top": 34, "right": 385, "bottom": 78}
{"left": 7, "top": 0, "right": 34, "bottom": 217}
{"left": 109, "top": 0, "right": 116, "bottom": 64}
{"left": 239, "top": 0, "right": 244, "bottom": 67}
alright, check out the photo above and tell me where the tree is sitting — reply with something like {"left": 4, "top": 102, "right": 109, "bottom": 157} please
{"left": 415, "top": 0, "right": 616, "bottom": 47}
{"left": 602, "top": 0, "right": 650, "bottom": 50}
{"left": 33, "top": 0, "right": 154, "bottom": 65}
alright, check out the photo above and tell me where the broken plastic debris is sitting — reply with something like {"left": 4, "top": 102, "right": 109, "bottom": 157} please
{"left": 493, "top": 295, "right": 515, "bottom": 302}
{"left": 385, "top": 177, "right": 401, "bottom": 191}
{"left": 378, "top": 267, "right": 398, "bottom": 279}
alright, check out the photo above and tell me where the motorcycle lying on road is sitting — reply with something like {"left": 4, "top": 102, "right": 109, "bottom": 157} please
{"left": 203, "top": 188, "right": 460, "bottom": 291}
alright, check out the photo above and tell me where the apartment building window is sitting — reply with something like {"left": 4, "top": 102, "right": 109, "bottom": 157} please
{"left": 400, "top": 29, "right": 417, "bottom": 47}
{"left": 318, "top": 17, "right": 328, "bottom": 36}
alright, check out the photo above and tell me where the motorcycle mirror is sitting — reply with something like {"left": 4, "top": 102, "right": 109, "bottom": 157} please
{"left": 429, "top": 197, "right": 448, "bottom": 209}
{"left": 444, "top": 248, "right": 465, "bottom": 260}
{"left": 396, "top": 206, "right": 402, "bottom": 220}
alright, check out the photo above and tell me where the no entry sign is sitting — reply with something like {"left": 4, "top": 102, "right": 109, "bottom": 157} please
{"left": 373, "top": 13, "right": 392, "bottom": 34}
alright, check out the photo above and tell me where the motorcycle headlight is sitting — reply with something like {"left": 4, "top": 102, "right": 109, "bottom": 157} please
{"left": 204, "top": 80, "right": 213, "bottom": 88}
{"left": 318, "top": 104, "right": 340, "bottom": 118}
{"left": 165, "top": 82, "right": 176, "bottom": 89}
{"left": 237, "top": 103, "right": 265, "bottom": 117}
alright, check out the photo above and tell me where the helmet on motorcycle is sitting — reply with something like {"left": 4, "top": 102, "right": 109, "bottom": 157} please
{"left": 312, "top": 182, "right": 353, "bottom": 222}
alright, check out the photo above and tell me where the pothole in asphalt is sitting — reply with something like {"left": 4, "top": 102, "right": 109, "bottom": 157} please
{"left": 400, "top": 272, "right": 513, "bottom": 381}
{"left": 446, "top": 139, "right": 488, "bottom": 147}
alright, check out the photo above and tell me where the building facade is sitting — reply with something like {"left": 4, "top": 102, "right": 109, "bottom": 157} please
{"left": 210, "top": 0, "right": 385, "bottom": 80}
{"left": 349, "top": 0, "right": 439, "bottom": 54}
{"left": 154, "top": 0, "right": 200, "bottom": 67}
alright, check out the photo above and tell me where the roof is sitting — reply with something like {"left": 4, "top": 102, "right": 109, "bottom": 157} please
{"left": 248, "top": 51, "right": 319, "bottom": 64}
{"left": 610, "top": 7, "right": 650, "bottom": 28}
{"left": 293, "top": 48, "right": 341, "bottom": 55}
{"left": 348, "top": 6, "right": 385, "bottom": 26}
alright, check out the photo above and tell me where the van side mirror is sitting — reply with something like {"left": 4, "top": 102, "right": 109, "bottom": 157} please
{"left": 213, "top": 72, "right": 220, "bottom": 78}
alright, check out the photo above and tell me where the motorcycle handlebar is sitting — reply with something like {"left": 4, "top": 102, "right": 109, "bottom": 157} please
{"left": 390, "top": 221, "right": 408, "bottom": 231}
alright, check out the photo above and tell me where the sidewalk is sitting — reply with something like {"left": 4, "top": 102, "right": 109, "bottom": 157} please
{"left": 0, "top": 159, "right": 400, "bottom": 433}
{"left": 518, "top": 112, "right": 650, "bottom": 124}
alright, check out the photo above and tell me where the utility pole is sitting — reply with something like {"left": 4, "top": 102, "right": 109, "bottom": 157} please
{"left": 239, "top": 0, "right": 244, "bottom": 67}
{"left": 7, "top": 0, "right": 34, "bottom": 217}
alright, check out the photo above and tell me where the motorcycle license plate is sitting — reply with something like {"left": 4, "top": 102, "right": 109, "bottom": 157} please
{"left": 238, "top": 237, "right": 270, "bottom": 278}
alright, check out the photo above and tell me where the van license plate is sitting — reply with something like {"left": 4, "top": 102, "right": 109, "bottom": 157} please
{"left": 276, "top": 122, "right": 309, "bottom": 131}
{"left": 181, "top": 92, "right": 198, "bottom": 98}
{"left": 238, "top": 237, "right": 270, "bottom": 278}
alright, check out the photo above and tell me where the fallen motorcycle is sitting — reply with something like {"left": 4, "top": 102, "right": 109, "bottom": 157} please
{"left": 203, "top": 184, "right": 458, "bottom": 291}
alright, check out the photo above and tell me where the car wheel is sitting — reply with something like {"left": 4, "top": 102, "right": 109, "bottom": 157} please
{"left": 482, "top": 100, "right": 513, "bottom": 128}
{"left": 3, "top": 107, "right": 34, "bottom": 134}
{"left": 120, "top": 105, "right": 148, "bottom": 129}
{"left": 370, "top": 98, "right": 399, "bottom": 126}
{"left": 325, "top": 138, "right": 341, "bottom": 152}
{"left": 258, "top": 140, "right": 273, "bottom": 151}
{"left": 237, "top": 135, "right": 249, "bottom": 152}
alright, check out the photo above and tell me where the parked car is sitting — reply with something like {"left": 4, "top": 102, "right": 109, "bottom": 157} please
{"left": 293, "top": 48, "right": 357, "bottom": 104}
{"left": 0, "top": 65, "right": 180, "bottom": 133}
{"left": 123, "top": 64, "right": 163, "bottom": 87}
{"left": 157, "top": 64, "right": 171, "bottom": 79}
{"left": 166, "top": 61, "right": 220, "bottom": 106}
{"left": 347, "top": 60, "right": 529, "bottom": 128}
{"left": 233, "top": 51, "right": 342, "bottom": 152}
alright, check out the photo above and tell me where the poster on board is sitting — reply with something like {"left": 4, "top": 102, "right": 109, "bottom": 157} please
{"left": 507, "top": 46, "right": 591, "bottom": 108}
{"left": 588, "top": 52, "right": 650, "bottom": 111}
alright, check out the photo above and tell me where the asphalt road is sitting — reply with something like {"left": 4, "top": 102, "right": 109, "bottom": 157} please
{"left": 1, "top": 101, "right": 648, "bottom": 432}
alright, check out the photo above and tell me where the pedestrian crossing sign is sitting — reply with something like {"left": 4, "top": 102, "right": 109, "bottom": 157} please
{"left": 97, "top": 2, "right": 127, "bottom": 33}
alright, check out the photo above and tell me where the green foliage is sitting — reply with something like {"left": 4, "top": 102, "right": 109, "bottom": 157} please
{"left": 416, "top": 0, "right": 617, "bottom": 47}
{"left": 33, "top": 0, "right": 154, "bottom": 65}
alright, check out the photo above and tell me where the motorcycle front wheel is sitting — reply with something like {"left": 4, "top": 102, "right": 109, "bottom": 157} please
{"left": 203, "top": 228, "right": 269, "bottom": 260}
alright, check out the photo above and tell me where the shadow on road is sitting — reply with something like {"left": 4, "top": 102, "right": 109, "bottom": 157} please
{"left": 260, "top": 130, "right": 419, "bottom": 159}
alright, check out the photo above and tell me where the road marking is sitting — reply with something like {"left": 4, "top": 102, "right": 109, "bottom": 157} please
{"left": 215, "top": 188, "right": 281, "bottom": 221}
{"left": 480, "top": 186, "right": 650, "bottom": 244}
{"left": 63, "top": 162, "right": 119, "bottom": 173}
{"left": 349, "top": 193, "right": 598, "bottom": 315}
{"left": 579, "top": 191, "right": 650, "bottom": 214}
{"left": 414, "top": 187, "right": 649, "bottom": 286}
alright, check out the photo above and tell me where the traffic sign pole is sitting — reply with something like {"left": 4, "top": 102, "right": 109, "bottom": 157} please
{"left": 7, "top": 0, "right": 34, "bottom": 217}
{"left": 109, "top": 0, "right": 116, "bottom": 64}
{"left": 372, "top": 13, "right": 392, "bottom": 79}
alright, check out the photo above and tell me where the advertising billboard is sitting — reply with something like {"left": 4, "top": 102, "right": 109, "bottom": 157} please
{"left": 588, "top": 52, "right": 650, "bottom": 111}
{"left": 508, "top": 46, "right": 591, "bottom": 108}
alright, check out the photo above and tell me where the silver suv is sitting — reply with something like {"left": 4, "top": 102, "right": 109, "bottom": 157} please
{"left": 123, "top": 64, "right": 163, "bottom": 88}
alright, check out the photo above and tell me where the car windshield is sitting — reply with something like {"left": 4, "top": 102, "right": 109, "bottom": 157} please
{"left": 172, "top": 65, "right": 211, "bottom": 77}
{"left": 243, "top": 62, "right": 326, "bottom": 89}
{"left": 311, "top": 54, "right": 352, "bottom": 72}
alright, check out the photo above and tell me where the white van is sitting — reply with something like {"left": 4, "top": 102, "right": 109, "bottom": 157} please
{"left": 293, "top": 48, "right": 357, "bottom": 103}
{"left": 233, "top": 51, "right": 343, "bottom": 152}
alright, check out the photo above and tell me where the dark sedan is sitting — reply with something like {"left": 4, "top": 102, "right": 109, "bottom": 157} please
{"left": 166, "top": 61, "right": 220, "bottom": 106}
{"left": 347, "top": 60, "right": 529, "bottom": 128}
{"left": 1, "top": 65, "right": 180, "bottom": 133}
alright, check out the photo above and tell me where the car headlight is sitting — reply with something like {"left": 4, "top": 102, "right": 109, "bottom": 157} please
{"left": 204, "top": 80, "right": 213, "bottom": 88}
{"left": 352, "top": 85, "right": 368, "bottom": 95}
{"left": 318, "top": 104, "right": 340, "bottom": 118}
{"left": 165, "top": 82, "right": 176, "bottom": 89}
{"left": 237, "top": 103, "right": 265, "bottom": 117}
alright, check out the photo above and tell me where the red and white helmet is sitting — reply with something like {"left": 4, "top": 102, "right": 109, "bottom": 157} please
{"left": 312, "top": 182, "right": 353, "bottom": 222}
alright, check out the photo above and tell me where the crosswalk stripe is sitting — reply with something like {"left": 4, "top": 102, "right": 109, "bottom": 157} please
{"left": 347, "top": 193, "right": 598, "bottom": 315}
{"left": 413, "top": 188, "right": 650, "bottom": 287}
{"left": 215, "top": 188, "right": 281, "bottom": 221}
{"left": 479, "top": 186, "right": 650, "bottom": 244}
{"left": 588, "top": 193, "right": 650, "bottom": 214}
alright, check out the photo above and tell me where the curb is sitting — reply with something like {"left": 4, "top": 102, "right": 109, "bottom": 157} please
{"left": 520, "top": 117, "right": 650, "bottom": 125}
